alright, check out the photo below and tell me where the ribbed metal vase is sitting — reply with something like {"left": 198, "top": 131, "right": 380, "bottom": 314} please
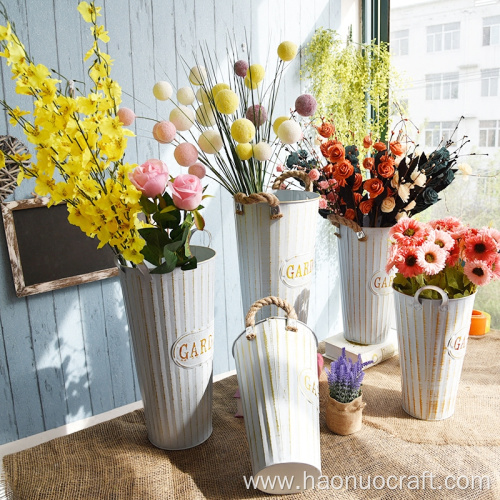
{"left": 234, "top": 190, "right": 320, "bottom": 323}
{"left": 337, "top": 225, "right": 394, "bottom": 345}
{"left": 117, "top": 246, "right": 216, "bottom": 449}
{"left": 233, "top": 307, "right": 321, "bottom": 494}
{"left": 394, "top": 286, "right": 475, "bottom": 421}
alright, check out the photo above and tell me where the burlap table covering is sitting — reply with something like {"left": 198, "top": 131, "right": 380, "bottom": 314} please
{"left": 3, "top": 332, "right": 499, "bottom": 499}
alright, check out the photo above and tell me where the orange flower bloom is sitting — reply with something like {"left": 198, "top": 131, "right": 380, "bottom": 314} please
{"left": 390, "top": 141, "right": 404, "bottom": 156}
{"left": 353, "top": 173, "right": 363, "bottom": 191}
{"left": 363, "top": 135, "right": 373, "bottom": 149}
{"left": 333, "top": 159, "right": 354, "bottom": 186}
{"left": 363, "top": 157, "right": 374, "bottom": 170}
{"left": 364, "top": 178, "right": 385, "bottom": 198}
{"left": 344, "top": 208, "right": 356, "bottom": 220}
{"left": 316, "top": 121, "right": 335, "bottom": 139}
{"left": 353, "top": 192, "right": 362, "bottom": 205}
{"left": 373, "top": 141, "right": 387, "bottom": 152}
{"left": 378, "top": 155, "right": 395, "bottom": 178}
{"left": 328, "top": 143, "right": 345, "bottom": 163}
{"left": 359, "top": 199, "right": 374, "bottom": 214}
{"left": 323, "top": 163, "right": 335, "bottom": 177}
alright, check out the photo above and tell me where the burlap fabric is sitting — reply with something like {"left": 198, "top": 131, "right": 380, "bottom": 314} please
{"left": 3, "top": 332, "right": 499, "bottom": 499}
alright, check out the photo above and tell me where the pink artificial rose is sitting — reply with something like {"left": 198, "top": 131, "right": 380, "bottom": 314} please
{"left": 170, "top": 174, "right": 203, "bottom": 211}
{"left": 319, "top": 198, "right": 328, "bottom": 209}
{"left": 129, "top": 159, "right": 169, "bottom": 198}
{"left": 308, "top": 168, "right": 320, "bottom": 181}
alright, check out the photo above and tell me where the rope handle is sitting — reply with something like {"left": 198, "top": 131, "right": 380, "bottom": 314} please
{"left": 272, "top": 170, "right": 313, "bottom": 192}
{"left": 245, "top": 296, "right": 298, "bottom": 340}
{"left": 327, "top": 214, "right": 367, "bottom": 241}
{"left": 233, "top": 192, "right": 283, "bottom": 219}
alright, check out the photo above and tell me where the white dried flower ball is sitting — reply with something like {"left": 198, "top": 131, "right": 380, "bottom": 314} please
{"left": 277, "top": 120, "right": 302, "bottom": 144}
{"left": 195, "top": 104, "right": 216, "bottom": 127}
{"left": 177, "top": 86, "right": 195, "bottom": 105}
{"left": 252, "top": 142, "right": 272, "bottom": 162}
{"left": 198, "top": 130, "right": 223, "bottom": 154}
{"left": 189, "top": 65, "right": 207, "bottom": 86}
{"left": 153, "top": 81, "right": 173, "bottom": 101}
{"left": 169, "top": 106, "right": 195, "bottom": 131}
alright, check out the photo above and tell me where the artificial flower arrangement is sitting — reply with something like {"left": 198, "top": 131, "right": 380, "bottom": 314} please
{"left": 117, "top": 34, "right": 319, "bottom": 197}
{"left": 324, "top": 347, "right": 372, "bottom": 435}
{"left": 281, "top": 119, "right": 466, "bottom": 227}
{"left": 0, "top": 1, "right": 207, "bottom": 273}
{"left": 386, "top": 217, "right": 500, "bottom": 299}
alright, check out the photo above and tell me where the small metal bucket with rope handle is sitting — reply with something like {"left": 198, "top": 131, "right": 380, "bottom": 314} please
{"left": 232, "top": 296, "right": 321, "bottom": 494}
{"left": 233, "top": 171, "right": 320, "bottom": 324}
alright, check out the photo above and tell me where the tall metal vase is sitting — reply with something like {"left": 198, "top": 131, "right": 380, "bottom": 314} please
{"left": 234, "top": 190, "right": 320, "bottom": 323}
{"left": 117, "top": 246, "right": 216, "bottom": 450}
{"left": 337, "top": 225, "right": 394, "bottom": 345}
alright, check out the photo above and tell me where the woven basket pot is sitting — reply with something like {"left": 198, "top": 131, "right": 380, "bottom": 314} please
{"left": 234, "top": 188, "right": 320, "bottom": 324}
{"left": 232, "top": 297, "right": 321, "bottom": 494}
{"left": 337, "top": 225, "right": 394, "bottom": 345}
{"left": 117, "top": 246, "right": 216, "bottom": 449}
{"left": 325, "top": 394, "right": 365, "bottom": 435}
{"left": 394, "top": 285, "right": 476, "bottom": 421}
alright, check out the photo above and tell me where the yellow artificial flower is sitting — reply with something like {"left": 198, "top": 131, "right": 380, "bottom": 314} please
{"left": 11, "top": 152, "right": 31, "bottom": 164}
{"left": 121, "top": 235, "right": 145, "bottom": 264}
{"left": 75, "top": 94, "right": 101, "bottom": 115}
{"left": 89, "top": 61, "right": 107, "bottom": 83}
{"left": 77, "top": 1, "right": 101, "bottom": 23}
{"left": 34, "top": 173, "right": 56, "bottom": 196}
{"left": 0, "top": 22, "right": 12, "bottom": 41}
{"left": 67, "top": 204, "right": 95, "bottom": 235}
{"left": 8, "top": 106, "right": 30, "bottom": 126}
{"left": 25, "top": 63, "right": 51, "bottom": 88}
{"left": 92, "top": 25, "right": 109, "bottom": 43}
{"left": 25, "top": 124, "right": 51, "bottom": 145}
{"left": 0, "top": 150, "right": 5, "bottom": 169}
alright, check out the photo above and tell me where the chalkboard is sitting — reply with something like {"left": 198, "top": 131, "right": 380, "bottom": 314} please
{"left": 1, "top": 197, "right": 118, "bottom": 297}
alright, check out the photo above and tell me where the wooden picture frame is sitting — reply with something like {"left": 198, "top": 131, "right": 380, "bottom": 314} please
{"left": 1, "top": 197, "right": 119, "bottom": 297}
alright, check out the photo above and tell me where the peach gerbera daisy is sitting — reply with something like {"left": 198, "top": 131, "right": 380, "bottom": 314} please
{"left": 464, "top": 259, "right": 493, "bottom": 286}
{"left": 390, "top": 218, "right": 429, "bottom": 246}
{"left": 431, "top": 229, "right": 455, "bottom": 252}
{"left": 395, "top": 246, "right": 424, "bottom": 278}
{"left": 416, "top": 241, "right": 447, "bottom": 275}
{"left": 464, "top": 232, "right": 498, "bottom": 264}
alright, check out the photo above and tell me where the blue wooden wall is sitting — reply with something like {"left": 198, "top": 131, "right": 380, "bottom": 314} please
{"left": 0, "top": 0, "right": 345, "bottom": 445}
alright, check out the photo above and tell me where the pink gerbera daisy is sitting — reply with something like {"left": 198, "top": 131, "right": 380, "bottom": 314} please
{"left": 416, "top": 241, "right": 447, "bottom": 275}
{"left": 464, "top": 259, "right": 493, "bottom": 286}
{"left": 429, "top": 217, "right": 463, "bottom": 233}
{"left": 390, "top": 218, "right": 429, "bottom": 246}
{"left": 395, "top": 246, "right": 424, "bottom": 278}
{"left": 446, "top": 241, "right": 461, "bottom": 267}
{"left": 464, "top": 232, "right": 497, "bottom": 264}
{"left": 431, "top": 229, "right": 455, "bottom": 252}
{"left": 482, "top": 227, "right": 500, "bottom": 251}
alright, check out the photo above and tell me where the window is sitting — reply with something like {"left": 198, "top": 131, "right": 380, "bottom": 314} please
{"left": 479, "top": 120, "right": 500, "bottom": 147}
{"left": 425, "top": 73, "right": 459, "bottom": 100}
{"left": 391, "top": 29, "right": 409, "bottom": 56}
{"left": 427, "top": 22, "right": 460, "bottom": 52}
{"left": 483, "top": 15, "right": 500, "bottom": 45}
{"left": 481, "top": 68, "right": 499, "bottom": 97}
{"left": 425, "top": 121, "right": 455, "bottom": 148}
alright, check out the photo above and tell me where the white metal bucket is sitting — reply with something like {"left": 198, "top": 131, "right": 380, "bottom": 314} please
{"left": 232, "top": 297, "right": 321, "bottom": 494}
{"left": 117, "top": 246, "right": 216, "bottom": 449}
{"left": 235, "top": 190, "right": 320, "bottom": 324}
{"left": 393, "top": 286, "right": 476, "bottom": 421}
{"left": 337, "top": 225, "right": 394, "bottom": 345}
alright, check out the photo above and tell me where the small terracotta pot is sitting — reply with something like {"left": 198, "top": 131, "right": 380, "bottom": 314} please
{"left": 326, "top": 394, "right": 366, "bottom": 435}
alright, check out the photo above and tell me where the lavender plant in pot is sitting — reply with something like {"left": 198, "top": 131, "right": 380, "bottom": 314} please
{"left": 325, "top": 348, "right": 372, "bottom": 435}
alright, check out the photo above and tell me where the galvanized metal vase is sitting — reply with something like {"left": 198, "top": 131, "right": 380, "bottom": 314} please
{"left": 394, "top": 285, "right": 475, "bottom": 421}
{"left": 234, "top": 190, "right": 320, "bottom": 324}
{"left": 337, "top": 225, "right": 394, "bottom": 345}
{"left": 117, "top": 246, "right": 216, "bottom": 449}
{"left": 233, "top": 296, "right": 321, "bottom": 494}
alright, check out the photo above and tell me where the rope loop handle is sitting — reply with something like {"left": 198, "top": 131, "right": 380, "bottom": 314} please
{"left": 245, "top": 296, "right": 298, "bottom": 340}
{"left": 272, "top": 170, "right": 313, "bottom": 192}
{"left": 327, "top": 214, "right": 367, "bottom": 241}
{"left": 234, "top": 192, "right": 283, "bottom": 219}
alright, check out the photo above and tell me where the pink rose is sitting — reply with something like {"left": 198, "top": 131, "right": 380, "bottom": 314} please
{"left": 129, "top": 159, "right": 169, "bottom": 198}
{"left": 170, "top": 174, "right": 203, "bottom": 211}
{"left": 318, "top": 180, "right": 329, "bottom": 190}
{"left": 308, "top": 168, "right": 320, "bottom": 181}
{"left": 319, "top": 198, "right": 328, "bottom": 209}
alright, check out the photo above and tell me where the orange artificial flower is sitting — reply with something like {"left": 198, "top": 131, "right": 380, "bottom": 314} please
{"left": 323, "top": 163, "right": 335, "bottom": 177}
{"left": 328, "top": 142, "right": 345, "bottom": 163}
{"left": 373, "top": 141, "right": 387, "bottom": 152}
{"left": 344, "top": 208, "right": 356, "bottom": 220}
{"left": 364, "top": 178, "right": 385, "bottom": 198}
{"left": 363, "top": 157, "right": 375, "bottom": 170}
{"left": 333, "top": 159, "right": 354, "bottom": 186}
{"left": 377, "top": 155, "right": 395, "bottom": 178}
{"left": 390, "top": 141, "right": 404, "bottom": 156}
{"left": 353, "top": 192, "right": 362, "bottom": 205}
{"left": 353, "top": 173, "right": 363, "bottom": 191}
{"left": 363, "top": 134, "right": 373, "bottom": 149}
{"left": 316, "top": 121, "right": 335, "bottom": 139}
{"left": 359, "top": 199, "right": 374, "bottom": 214}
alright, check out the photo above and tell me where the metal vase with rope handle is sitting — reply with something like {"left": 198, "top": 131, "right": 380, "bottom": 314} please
{"left": 232, "top": 295, "right": 321, "bottom": 494}
{"left": 232, "top": 171, "right": 320, "bottom": 324}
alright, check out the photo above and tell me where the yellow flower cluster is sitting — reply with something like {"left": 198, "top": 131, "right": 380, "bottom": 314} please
{"left": 0, "top": 1, "right": 145, "bottom": 263}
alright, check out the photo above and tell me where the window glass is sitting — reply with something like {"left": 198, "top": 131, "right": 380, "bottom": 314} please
{"left": 391, "top": 1, "right": 500, "bottom": 327}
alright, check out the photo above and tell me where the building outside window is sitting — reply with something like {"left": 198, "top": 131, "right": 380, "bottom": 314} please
{"left": 479, "top": 120, "right": 500, "bottom": 147}
{"left": 425, "top": 121, "right": 456, "bottom": 147}
{"left": 391, "top": 29, "right": 409, "bottom": 56}
{"left": 425, "top": 72, "right": 459, "bottom": 100}
{"left": 483, "top": 15, "right": 500, "bottom": 45}
{"left": 481, "top": 68, "right": 499, "bottom": 96}
{"left": 427, "top": 22, "right": 460, "bottom": 51}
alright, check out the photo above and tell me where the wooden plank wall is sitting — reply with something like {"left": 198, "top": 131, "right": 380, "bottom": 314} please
{"left": 0, "top": 0, "right": 349, "bottom": 445}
